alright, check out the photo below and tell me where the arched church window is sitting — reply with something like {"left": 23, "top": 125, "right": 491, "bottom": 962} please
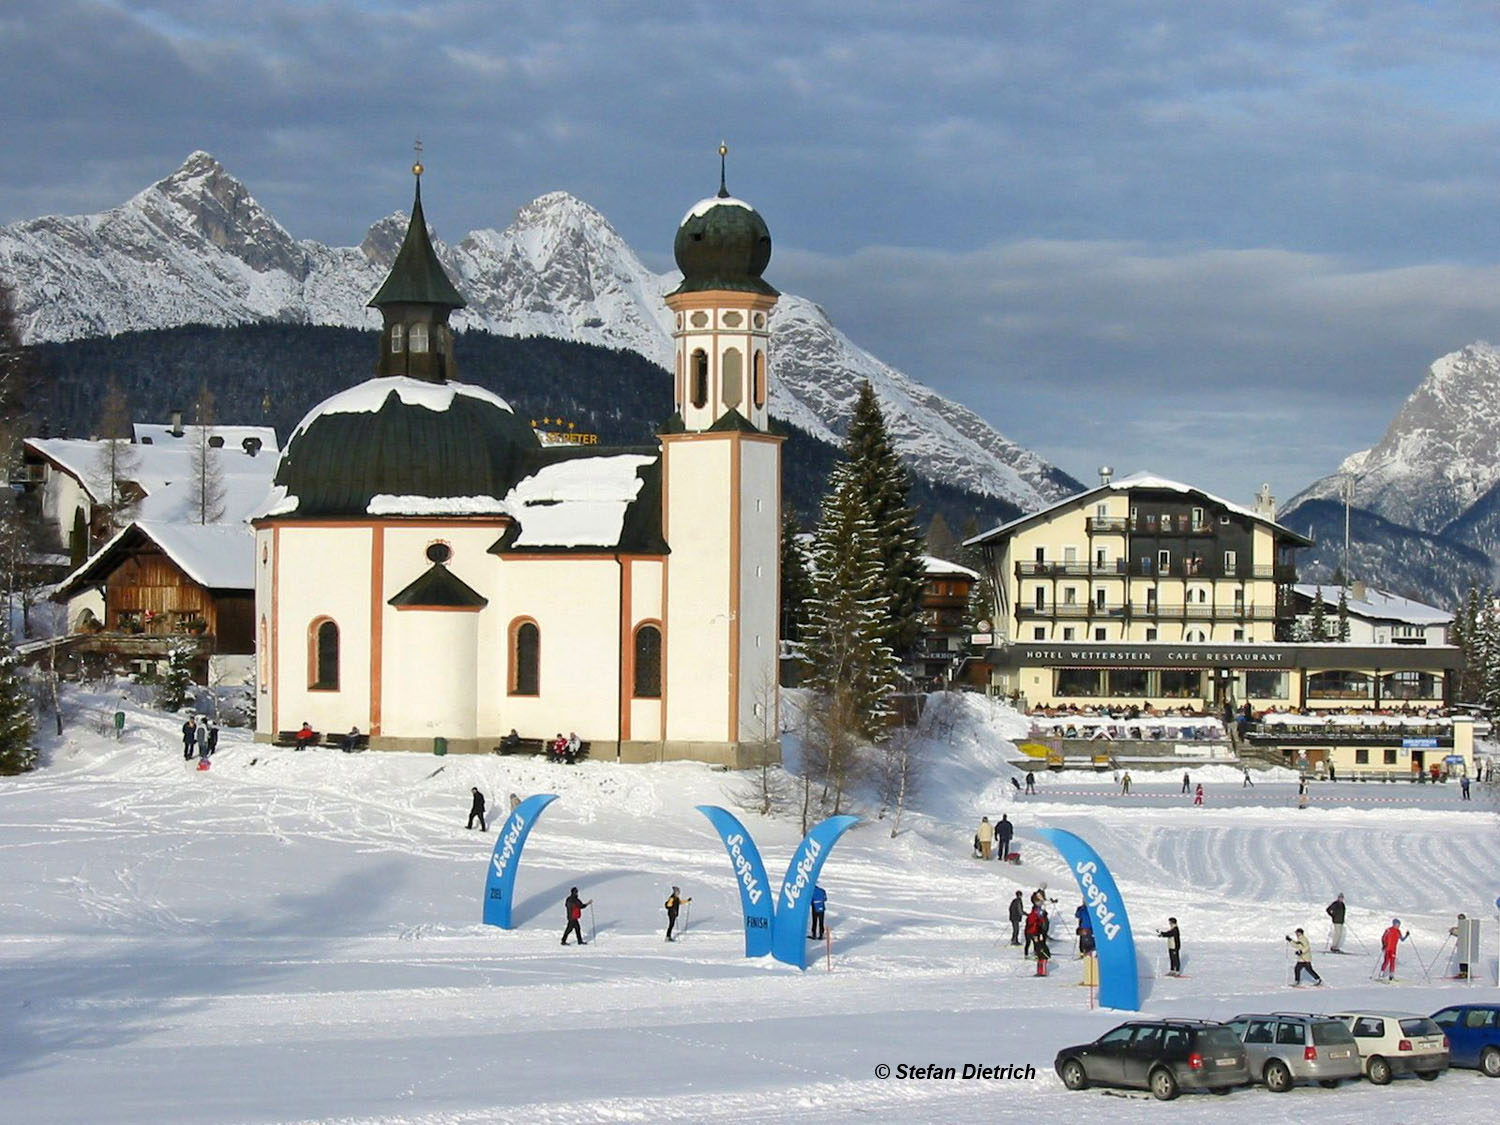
{"left": 753, "top": 351, "right": 766, "bottom": 407}
{"left": 632, "top": 623, "right": 662, "bottom": 699}
{"left": 391, "top": 324, "right": 405, "bottom": 353}
{"left": 409, "top": 323, "right": 429, "bottom": 354}
{"left": 721, "top": 348, "right": 742, "bottom": 409}
{"left": 510, "top": 619, "right": 540, "bottom": 696}
{"left": 310, "top": 618, "right": 339, "bottom": 690}
{"left": 691, "top": 350, "right": 709, "bottom": 409}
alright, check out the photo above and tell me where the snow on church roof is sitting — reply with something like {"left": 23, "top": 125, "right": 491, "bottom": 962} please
{"left": 504, "top": 454, "right": 657, "bottom": 549}
{"left": 285, "top": 376, "right": 515, "bottom": 441}
{"left": 681, "top": 195, "right": 756, "bottom": 224}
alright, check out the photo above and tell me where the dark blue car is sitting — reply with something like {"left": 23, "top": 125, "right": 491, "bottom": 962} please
{"left": 1430, "top": 1004, "right": 1500, "bottom": 1077}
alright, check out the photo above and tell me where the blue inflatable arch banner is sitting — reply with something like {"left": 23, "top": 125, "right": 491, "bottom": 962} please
{"left": 1035, "top": 827, "right": 1140, "bottom": 1011}
{"left": 482, "top": 793, "right": 558, "bottom": 929}
{"left": 695, "top": 806, "right": 775, "bottom": 957}
{"left": 771, "top": 815, "right": 858, "bottom": 969}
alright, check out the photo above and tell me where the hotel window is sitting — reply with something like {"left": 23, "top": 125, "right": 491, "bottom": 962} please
{"left": 1095, "top": 548, "right": 1107, "bottom": 567}
{"left": 1158, "top": 549, "right": 1171, "bottom": 572}
{"left": 1383, "top": 748, "right": 1398, "bottom": 765}
{"left": 1063, "top": 587, "right": 1078, "bottom": 605}
{"left": 1063, "top": 627, "right": 1076, "bottom": 640}
{"left": 1224, "top": 550, "right": 1237, "bottom": 576}
{"left": 1094, "top": 627, "right": 1107, "bottom": 641}
{"left": 1233, "top": 629, "right": 1245, "bottom": 641}
{"left": 1094, "top": 588, "right": 1107, "bottom": 609}
{"left": 1033, "top": 627, "right": 1045, "bottom": 640}
{"left": 1355, "top": 749, "right": 1369, "bottom": 765}
{"left": 1034, "top": 588, "right": 1046, "bottom": 611}
{"left": 1096, "top": 503, "right": 1108, "bottom": 519}
{"left": 1064, "top": 546, "right": 1078, "bottom": 563}
{"left": 1145, "top": 628, "right": 1158, "bottom": 641}
{"left": 1191, "top": 507, "right": 1204, "bottom": 527}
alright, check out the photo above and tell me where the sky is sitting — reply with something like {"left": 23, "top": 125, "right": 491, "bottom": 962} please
{"left": 7, "top": 1, "right": 1500, "bottom": 506}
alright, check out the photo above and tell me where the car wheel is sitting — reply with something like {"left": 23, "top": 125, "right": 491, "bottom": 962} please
{"left": 1150, "top": 1067, "right": 1180, "bottom": 1101}
{"left": 1368, "top": 1056, "right": 1392, "bottom": 1085}
{"left": 1481, "top": 1047, "right": 1500, "bottom": 1078}
{"left": 1059, "top": 1059, "right": 1089, "bottom": 1091}
{"left": 1318, "top": 1079, "right": 1340, "bottom": 1088}
{"left": 1264, "top": 1060, "right": 1293, "bottom": 1093}
{"left": 1415, "top": 1069, "right": 1440, "bottom": 1081}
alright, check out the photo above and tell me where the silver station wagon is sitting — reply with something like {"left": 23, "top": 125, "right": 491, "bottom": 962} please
{"left": 1226, "top": 1012, "right": 1363, "bottom": 1091}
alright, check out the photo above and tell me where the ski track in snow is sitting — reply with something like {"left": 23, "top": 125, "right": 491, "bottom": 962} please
{"left": 1, "top": 688, "right": 1497, "bottom": 1123}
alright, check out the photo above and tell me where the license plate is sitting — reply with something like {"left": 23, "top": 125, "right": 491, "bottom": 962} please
{"left": 1215, "top": 1058, "right": 1237, "bottom": 1067}
{"left": 1330, "top": 1050, "right": 1351, "bottom": 1059}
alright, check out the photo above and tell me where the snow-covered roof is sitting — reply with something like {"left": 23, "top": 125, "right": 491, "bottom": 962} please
{"left": 1292, "top": 584, "right": 1452, "bottom": 626}
{"left": 964, "top": 471, "right": 1311, "bottom": 546}
{"left": 286, "top": 376, "right": 514, "bottom": 443}
{"left": 921, "top": 555, "right": 979, "bottom": 580}
{"left": 25, "top": 435, "right": 279, "bottom": 525}
{"left": 682, "top": 195, "right": 756, "bottom": 223}
{"left": 133, "top": 423, "right": 279, "bottom": 453}
{"left": 55, "top": 520, "right": 255, "bottom": 598}
{"left": 505, "top": 454, "right": 657, "bottom": 549}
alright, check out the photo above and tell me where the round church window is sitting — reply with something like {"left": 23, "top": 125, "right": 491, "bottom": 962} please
{"left": 426, "top": 542, "right": 452, "bottom": 563}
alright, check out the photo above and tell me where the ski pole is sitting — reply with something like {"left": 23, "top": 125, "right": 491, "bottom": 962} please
{"left": 1406, "top": 932, "right": 1430, "bottom": 984}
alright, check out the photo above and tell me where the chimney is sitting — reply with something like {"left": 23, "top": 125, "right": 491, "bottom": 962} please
{"left": 1352, "top": 579, "right": 1367, "bottom": 602}
{"left": 169, "top": 410, "right": 183, "bottom": 437}
{"left": 1254, "top": 483, "right": 1275, "bottom": 519}
{"left": 1098, "top": 466, "right": 1113, "bottom": 486}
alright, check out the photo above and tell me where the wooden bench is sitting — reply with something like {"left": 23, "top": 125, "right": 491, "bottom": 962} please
{"left": 323, "top": 732, "right": 370, "bottom": 752}
{"left": 494, "top": 736, "right": 590, "bottom": 763}
{"left": 274, "top": 729, "right": 320, "bottom": 748}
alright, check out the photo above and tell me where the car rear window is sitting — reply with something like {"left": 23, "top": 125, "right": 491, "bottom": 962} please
{"left": 1400, "top": 1018, "right": 1441, "bottom": 1038}
{"left": 1197, "top": 1027, "right": 1242, "bottom": 1051}
{"left": 1312, "top": 1022, "right": 1356, "bottom": 1045}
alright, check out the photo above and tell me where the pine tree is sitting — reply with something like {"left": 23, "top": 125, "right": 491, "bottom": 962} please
{"left": 843, "top": 381, "right": 926, "bottom": 657}
{"left": 189, "top": 383, "right": 227, "bottom": 524}
{"left": 92, "top": 377, "right": 140, "bottom": 534}
{"left": 0, "top": 625, "right": 38, "bottom": 775}
{"left": 1335, "top": 586, "right": 1351, "bottom": 642}
{"left": 801, "top": 459, "right": 900, "bottom": 742}
{"left": 157, "top": 638, "right": 196, "bottom": 712}
{"left": 780, "top": 511, "right": 814, "bottom": 655}
{"left": 1309, "top": 586, "right": 1328, "bottom": 641}
{"left": 1456, "top": 587, "right": 1485, "bottom": 704}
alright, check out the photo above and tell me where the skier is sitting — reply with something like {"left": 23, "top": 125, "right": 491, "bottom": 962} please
{"left": 181, "top": 715, "right": 197, "bottom": 761}
{"left": 809, "top": 884, "right": 827, "bottom": 940}
{"left": 1325, "top": 893, "right": 1346, "bottom": 952}
{"left": 1008, "top": 890, "right": 1025, "bottom": 946}
{"left": 1157, "top": 918, "right": 1182, "bottom": 976}
{"left": 1378, "top": 918, "right": 1408, "bottom": 980}
{"left": 1449, "top": 914, "right": 1471, "bottom": 979}
{"left": 994, "top": 813, "right": 1013, "bottom": 863}
{"left": 1287, "top": 928, "right": 1324, "bottom": 985}
{"left": 1025, "top": 771, "right": 1036, "bottom": 795}
{"left": 1193, "top": 782, "right": 1204, "bottom": 807}
{"left": 467, "top": 787, "right": 487, "bottom": 831}
{"left": 1032, "top": 907, "right": 1052, "bottom": 975}
{"left": 976, "top": 815, "right": 994, "bottom": 860}
{"left": 1181, "top": 771, "right": 1191, "bottom": 794}
{"left": 1074, "top": 901, "right": 1095, "bottom": 956}
{"left": 664, "top": 886, "right": 692, "bottom": 941}
{"left": 1460, "top": 775, "right": 1471, "bottom": 800}
{"left": 561, "top": 887, "right": 591, "bottom": 945}
{"left": 1120, "top": 770, "right": 1132, "bottom": 795}
{"left": 1242, "top": 766, "right": 1254, "bottom": 788}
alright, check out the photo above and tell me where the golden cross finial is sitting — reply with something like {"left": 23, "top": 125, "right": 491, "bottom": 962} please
{"left": 412, "top": 136, "right": 424, "bottom": 178}
{"left": 718, "top": 139, "right": 729, "bottom": 197}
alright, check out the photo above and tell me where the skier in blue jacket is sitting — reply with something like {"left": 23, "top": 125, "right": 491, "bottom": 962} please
{"left": 809, "top": 885, "right": 827, "bottom": 940}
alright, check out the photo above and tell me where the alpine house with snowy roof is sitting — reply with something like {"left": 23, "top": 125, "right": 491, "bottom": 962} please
{"left": 253, "top": 157, "right": 781, "bottom": 765}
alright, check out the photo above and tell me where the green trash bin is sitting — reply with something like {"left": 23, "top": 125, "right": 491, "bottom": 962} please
{"left": 433, "top": 736, "right": 448, "bottom": 756}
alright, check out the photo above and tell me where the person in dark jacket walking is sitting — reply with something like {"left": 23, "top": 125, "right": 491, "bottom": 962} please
{"left": 562, "top": 887, "right": 591, "bottom": 945}
{"left": 1009, "top": 890, "right": 1025, "bottom": 945}
{"left": 1158, "top": 918, "right": 1182, "bottom": 975}
{"left": 181, "top": 716, "right": 197, "bottom": 760}
{"left": 1031, "top": 907, "right": 1051, "bottom": 975}
{"left": 664, "top": 886, "right": 691, "bottom": 941}
{"left": 467, "top": 787, "right": 487, "bottom": 831}
{"left": 1075, "top": 902, "right": 1095, "bottom": 956}
{"left": 1325, "top": 893, "right": 1346, "bottom": 952}
{"left": 206, "top": 720, "right": 219, "bottom": 756}
{"left": 994, "top": 814, "right": 1014, "bottom": 862}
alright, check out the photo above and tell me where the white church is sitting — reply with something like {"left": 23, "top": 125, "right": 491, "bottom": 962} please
{"left": 253, "top": 160, "right": 781, "bottom": 766}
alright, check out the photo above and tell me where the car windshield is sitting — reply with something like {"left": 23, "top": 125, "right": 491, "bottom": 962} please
{"left": 1312, "top": 1022, "right": 1356, "bottom": 1045}
{"left": 1400, "top": 1018, "right": 1442, "bottom": 1038}
{"left": 1197, "top": 1027, "right": 1241, "bottom": 1050}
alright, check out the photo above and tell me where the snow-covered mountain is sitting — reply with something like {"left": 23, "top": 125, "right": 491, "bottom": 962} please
{"left": 1283, "top": 343, "right": 1500, "bottom": 537}
{"left": 0, "top": 152, "right": 1079, "bottom": 510}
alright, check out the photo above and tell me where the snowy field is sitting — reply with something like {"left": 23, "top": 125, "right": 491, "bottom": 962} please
{"left": 1, "top": 689, "right": 1497, "bottom": 1124}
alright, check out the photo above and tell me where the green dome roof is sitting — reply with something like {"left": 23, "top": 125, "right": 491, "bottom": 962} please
{"left": 671, "top": 192, "right": 777, "bottom": 297}
{"left": 270, "top": 377, "right": 541, "bottom": 519}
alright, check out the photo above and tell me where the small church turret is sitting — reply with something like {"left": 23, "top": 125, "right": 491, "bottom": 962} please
{"left": 367, "top": 158, "right": 466, "bottom": 384}
{"left": 664, "top": 143, "right": 778, "bottom": 432}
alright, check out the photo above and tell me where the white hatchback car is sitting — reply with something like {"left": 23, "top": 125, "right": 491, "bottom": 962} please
{"left": 1331, "top": 1010, "right": 1449, "bottom": 1084}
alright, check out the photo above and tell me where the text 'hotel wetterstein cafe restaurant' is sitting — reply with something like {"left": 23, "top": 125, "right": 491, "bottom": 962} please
{"left": 963, "top": 471, "right": 1461, "bottom": 711}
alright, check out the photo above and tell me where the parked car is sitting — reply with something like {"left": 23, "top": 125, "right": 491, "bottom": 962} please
{"left": 1430, "top": 1003, "right": 1500, "bottom": 1077}
{"left": 1331, "top": 1010, "right": 1449, "bottom": 1084}
{"left": 1225, "top": 1012, "right": 1363, "bottom": 1091}
{"left": 1054, "top": 1019, "right": 1249, "bottom": 1100}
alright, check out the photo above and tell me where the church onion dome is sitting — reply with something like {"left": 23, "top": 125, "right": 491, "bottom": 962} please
{"left": 265, "top": 376, "right": 541, "bottom": 519}
{"left": 670, "top": 191, "right": 777, "bottom": 298}
{"left": 367, "top": 179, "right": 467, "bottom": 311}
